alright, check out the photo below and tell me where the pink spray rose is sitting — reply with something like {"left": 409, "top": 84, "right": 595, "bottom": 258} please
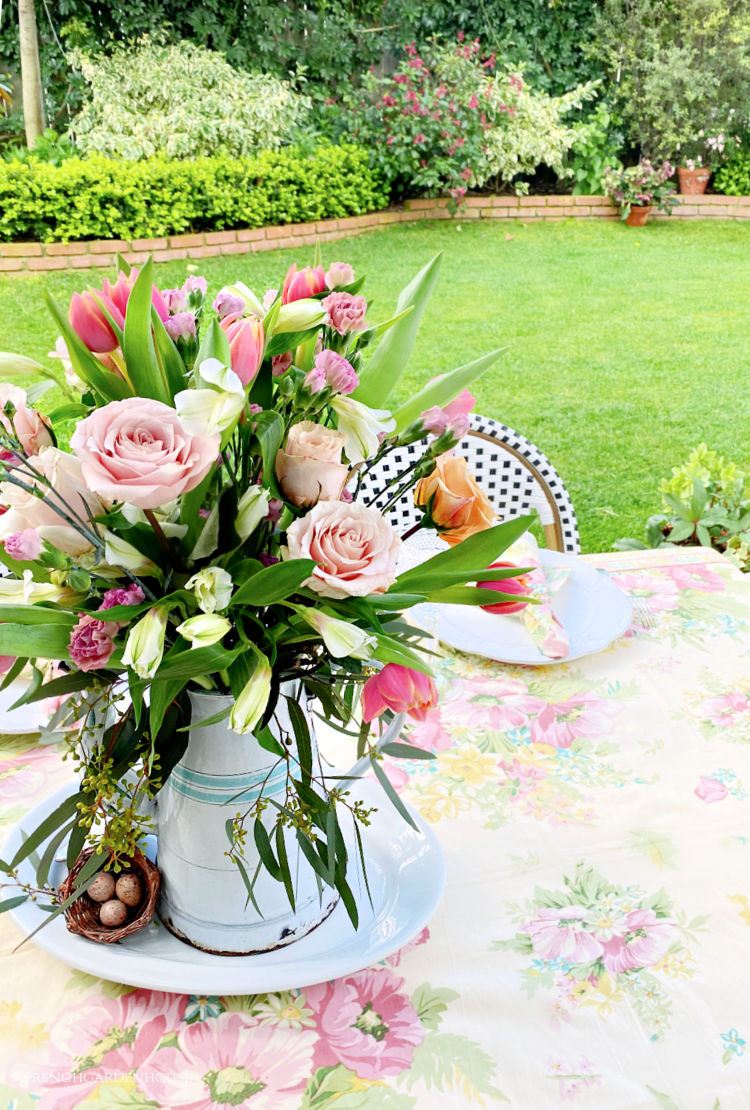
{"left": 325, "top": 261, "right": 355, "bottom": 289}
{"left": 694, "top": 775, "right": 728, "bottom": 803}
{"left": 70, "top": 398, "right": 220, "bottom": 510}
{"left": 306, "top": 968, "right": 424, "bottom": 1079}
{"left": 284, "top": 500, "right": 400, "bottom": 598}
{"left": 3, "top": 528, "right": 42, "bottom": 561}
{"left": 362, "top": 663, "right": 439, "bottom": 723}
{"left": 0, "top": 382, "right": 54, "bottom": 455}
{"left": 322, "top": 291, "right": 368, "bottom": 335}
{"left": 213, "top": 288, "right": 245, "bottom": 320}
{"left": 282, "top": 264, "right": 327, "bottom": 303}
{"left": 275, "top": 421, "right": 348, "bottom": 507}
{"left": 220, "top": 314, "right": 265, "bottom": 386}
{"left": 420, "top": 388, "right": 475, "bottom": 438}
{"left": 69, "top": 614, "right": 119, "bottom": 672}
{"left": 314, "top": 349, "right": 359, "bottom": 395}
{"left": 0, "top": 447, "right": 103, "bottom": 555}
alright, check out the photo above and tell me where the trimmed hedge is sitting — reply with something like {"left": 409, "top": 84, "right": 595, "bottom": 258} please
{"left": 0, "top": 145, "right": 390, "bottom": 243}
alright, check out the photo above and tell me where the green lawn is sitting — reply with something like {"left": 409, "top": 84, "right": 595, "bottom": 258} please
{"left": 1, "top": 218, "right": 749, "bottom": 552}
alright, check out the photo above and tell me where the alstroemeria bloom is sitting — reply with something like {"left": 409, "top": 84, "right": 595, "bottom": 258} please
{"left": 361, "top": 663, "right": 438, "bottom": 723}
{"left": 185, "top": 566, "right": 233, "bottom": 613}
{"left": 176, "top": 613, "right": 231, "bottom": 649}
{"left": 122, "top": 607, "right": 168, "bottom": 679}
{"left": 231, "top": 658, "right": 272, "bottom": 734}
{"left": 220, "top": 315, "right": 265, "bottom": 386}
{"left": 282, "top": 264, "right": 326, "bottom": 304}
{"left": 300, "top": 610, "right": 375, "bottom": 659}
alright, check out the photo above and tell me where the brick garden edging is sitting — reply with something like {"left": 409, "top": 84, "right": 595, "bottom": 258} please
{"left": 1, "top": 194, "right": 748, "bottom": 274}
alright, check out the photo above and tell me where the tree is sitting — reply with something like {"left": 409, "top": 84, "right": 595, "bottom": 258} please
{"left": 18, "top": 0, "right": 44, "bottom": 145}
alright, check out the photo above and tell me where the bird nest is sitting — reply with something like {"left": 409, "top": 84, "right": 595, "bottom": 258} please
{"left": 58, "top": 847, "right": 160, "bottom": 944}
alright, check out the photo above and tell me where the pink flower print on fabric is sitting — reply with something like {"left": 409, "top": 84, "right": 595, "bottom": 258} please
{"left": 600, "top": 909, "right": 675, "bottom": 974}
{"left": 699, "top": 691, "right": 749, "bottom": 729}
{"left": 694, "top": 775, "right": 729, "bottom": 803}
{"left": 386, "top": 926, "right": 431, "bottom": 968}
{"left": 524, "top": 906, "right": 604, "bottom": 963}
{"left": 612, "top": 571, "right": 680, "bottom": 613}
{"left": 305, "top": 968, "right": 424, "bottom": 1079}
{"left": 529, "top": 691, "right": 620, "bottom": 749}
{"left": 0, "top": 747, "right": 57, "bottom": 804}
{"left": 440, "top": 677, "right": 545, "bottom": 734}
{"left": 139, "top": 1013, "right": 316, "bottom": 1110}
{"left": 667, "top": 563, "right": 727, "bottom": 594}
{"left": 407, "top": 710, "right": 454, "bottom": 752}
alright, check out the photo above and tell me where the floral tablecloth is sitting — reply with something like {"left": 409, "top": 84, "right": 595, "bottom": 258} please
{"left": 2, "top": 547, "right": 750, "bottom": 1109}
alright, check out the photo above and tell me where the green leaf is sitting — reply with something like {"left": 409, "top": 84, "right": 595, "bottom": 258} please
{"left": 354, "top": 254, "right": 442, "bottom": 408}
{"left": 404, "top": 1031, "right": 508, "bottom": 1100}
{"left": 372, "top": 633, "right": 434, "bottom": 675}
{"left": 154, "top": 642, "right": 243, "bottom": 681}
{"left": 0, "top": 894, "right": 29, "bottom": 913}
{"left": 9, "top": 791, "right": 82, "bottom": 870}
{"left": 645, "top": 1088, "right": 681, "bottom": 1110}
{"left": 151, "top": 305, "right": 187, "bottom": 399}
{"left": 148, "top": 677, "right": 186, "bottom": 738}
{"left": 410, "top": 982, "right": 459, "bottom": 1030}
{"left": 13, "top": 849, "right": 106, "bottom": 952}
{"left": 371, "top": 757, "right": 419, "bottom": 830}
{"left": 394, "top": 516, "right": 534, "bottom": 591}
{"left": 391, "top": 346, "right": 507, "bottom": 432}
{"left": 121, "top": 259, "right": 170, "bottom": 403}
{"left": 195, "top": 318, "right": 231, "bottom": 369}
{"left": 668, "top": 520, "right": 695, "bottom": 543}
{"left": 275, "top": 823, "right": 295, "bottom": 910}
{"left": 425, "top": 585, "right": 533, "bottom": 606}
{"left": 44, "top": 293, "right": 131, "bottom": 403}
{"left": 286, "top": 695, "right": 313, "bottom": 782}
{"left": 232, "top": 559, "right": 317, "bottom": 607}
{"left": 251, "top": 410, "right": 285, "bottom": 499}
{"left": 380, "top": 741, "right": 435, "bottom": 761}
{"left": 36, "top": 817, "right": 76, "bottom": 887}
{"left": 253, "top": 819, "right": 282, "bottom": 882}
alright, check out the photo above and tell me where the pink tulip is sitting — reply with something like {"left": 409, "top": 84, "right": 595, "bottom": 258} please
{"left": 220, "top": 315, "right": 265, "bottom": 386}
{"left": 103, "top": 270, "right": 169, "bottom": 322}
{"left": 69, "top": 291, "right": 123, "bottom": 353}
{"left": 478, "top": 561, "right": 532, "bottom": 614}
{"left": 282, "top": 264, "right": 327, "bottom": 304}
{"left": 362, "top": 663, "right": 439, "bottom": 723}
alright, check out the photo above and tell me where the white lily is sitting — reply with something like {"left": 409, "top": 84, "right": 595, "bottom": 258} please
{"left": 185, "top": 566, "right": 233, "bottom": 613}
{"left": 275, "top": 299, "right": 327, "bottom": 335}
{"left": 227, "top": 281, "right": 266, "bottom": 319}
{"left": 331, "top": 395, "right": 396, "bottom": 464}
{"left": 103, "top": 530, "right": 158, "bottom": 576}
{"left": 236, "top": 486, "right": 271, "bottom": 542}
{"left": 230, "top": 658, "right": 272, "bottom": 734}
{"left": 0, "top": 570, "right": 70, "bottom": 605}
{"left": 300, "top": 610, "right": 376, "bottom": 659}
{"left": 122, "top": 607, "right": 167, "bottom": 679}
{"left": 176, "top": 613, "right": 231, "bottom": 649}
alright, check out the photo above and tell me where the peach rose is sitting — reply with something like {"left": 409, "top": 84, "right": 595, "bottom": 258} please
{"left": 283, "top": 500, "right": 401, "bottom": 598}
{"left": 415, "top": 453, "right": 495, "bottom": 547}
{"left": 0, "top": 383, "right": 53, "bottom": 455}
{"left": 275, "top": 421, "right": 348, "bottom": 507}
{"left": 70, "top": 398, "right": 220, "bottom": 510}
{"left": 0, "top": 447, "right": 104, "bottom": 555}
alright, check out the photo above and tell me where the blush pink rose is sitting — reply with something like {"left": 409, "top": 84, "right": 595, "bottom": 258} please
{"left": 362, "top": 663, "right": 438, "bottom": 722}
{"left": 0, "top": 447, "right": 103, "bottom": 555}
{"left": 69, "top": 614, "right": 119, "bottom": 672}
{"left": 275, "top": 421, "right": 349, "bottom": 507}
{"left": 694, "top": 775, "right": 728, "bottom": 803}
{"left": 524, "top": 906, "right": 604, "bottom": 963}
{"left": 284, "top": 500, "right": 400, "bottom": 598}
{"left": 322, "top": 291, "right": 368, "bottom": 335}
{"left": 305, "top": 968, "right": 424, "bottom": 1079}
{"left": 0, "top": 383, "right": 54, "bottom": 455}
{"left": 71, "top": 398, "right": 220, "bottom": 509}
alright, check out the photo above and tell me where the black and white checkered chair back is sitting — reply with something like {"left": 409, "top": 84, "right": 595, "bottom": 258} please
{"left": 358, "top": 414, "right": 580, "bottom": 553}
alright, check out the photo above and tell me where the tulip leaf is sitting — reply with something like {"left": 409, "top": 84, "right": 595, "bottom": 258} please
{"left": 232, "top": 559, "right": 317, "bottom": 608}
{"left": 121, "top": 259, "right": 172, "bottom": 403}
{"left": 425, "top": 585, "right": 536, "bottom": 606}
{"left": 151, "top": 305, "right": 188, "bottom": 398}
{"left": 251, "top": 410, "right": 285, "bottom": 500}
{"left": 44, "top": 293, "right": 131, "bottom": 403}
{"left": 372, "top": 632, "right": 434, "bottom": 675}
{"left": 196, "top": 317, "right": 232, "bottom": 369}
{"left": 0, "top": 623, "right": 74, "bottom": 660}
{"left": 391, "top": 346, "right": 507, "bottom": 432}
{"left": 0, "top": 606, "right": 76, "bottom": 626}
{"left": 265, "top": 328, "right": 319, "bottom": 358}
{"left": 394, "top": 516, "right": 534, "bottom": 591}
{"left": 154, "top": 642, "right": 244, "bottom": 681}
{"left": 354, "top": 253, "right": 442, "bottom": 408}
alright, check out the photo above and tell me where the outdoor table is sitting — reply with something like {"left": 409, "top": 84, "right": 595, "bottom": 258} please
{"left": 1, "top": 546, "right": 749, "bottom": 1109}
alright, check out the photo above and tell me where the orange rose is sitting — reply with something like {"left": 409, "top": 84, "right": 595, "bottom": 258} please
{"left": 414, "top": 453, "right": 495, "bottom": 546}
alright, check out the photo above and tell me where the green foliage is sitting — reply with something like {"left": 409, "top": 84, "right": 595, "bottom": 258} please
{"left": 588, "top": 0, "right": 750, "bottom": 162}
{"left": 714, "top": 150, "right": 750, "bottom": 196}
{"left": 2, "top": 129, "right": 78, "bottom": 166}
{"left": 69, "top": 36, "right": 308, "bottom": 160}
{"left": 0, "top": 145, "right": 389, "bottom": 243}
{"left": 566, "top": 101, "right": 626, "bottom": 193}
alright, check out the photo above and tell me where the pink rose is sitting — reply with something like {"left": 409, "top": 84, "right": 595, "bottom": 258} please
{"left": 325, "top": 261, "right": 355, "bottom": 289}
{"left": 69, "top": 614, "right": 119, "bottom": 672}
{"left": 0, "top": 383, "right": 54, "bottom": 455}
{"left": 70, "top": 398, "right": 219, "bottom": 510}
{"left": 284, "top": 500, "right": 400, "bottom": 598}
{"left": 220, "top": 314, "right": 264, "bottom": 386}
{"left": 420, "top": 388, "right": 475, "bottom": 438}
{"left": 694, "top": 775, "right": 728, "bottom": 803}
{"left": 362, "top": 663, "right": 438, "bottom": 722}
{"left": 3, "top": 528, "right": 42, "bottom": 561}
{"left": 322, "top": 292, "right": 368, "bottom": 335}
{"left": 314, "top": 349, "right": 359, "bottom": 395}
{"left": 282, "top": 264, "right": 326, "bottom": 303}
{"left": 0, "top": 447, "right": 103, "bottom": 555}
{"left": 275, "top": 421, "right": 348, "bottom": 507}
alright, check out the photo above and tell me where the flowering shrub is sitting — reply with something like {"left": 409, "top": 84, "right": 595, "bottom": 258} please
{"left": 69, "top": 36, "right": 308, "bottom": 160}
{"left": 601, "top": 159, "right": 677, "bottom": 219}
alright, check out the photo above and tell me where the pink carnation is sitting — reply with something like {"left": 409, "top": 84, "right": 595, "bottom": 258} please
{"left": 420, "top": 388, "right": 475, "bottom": 438}
{"left": 325, "top": 262, "right": 355, "bottom": 289}
{"left": 272, "top": 352, "right": 293, "bottom": 376}
{"left": 183, "top": 275, "right": 207, "bottom": 296}
{"left": 98, "top": 584, "right": 145, "bottom": 612}
{"left": 213, "top": 288, "right": 245, "bottom": 320}
{"left": 164, "top": 312, "right": 196, "bottom": 342}
{"left": 322, "top": 292, "right": 368, "bottom": 335}
{"left": 163, "top": 288, "right": 187, "bottom": 314}
{"left": 3, "top": 528, "right": 42, "bottom": 561}
{"left": 68, "top": 614, "right": 119, "bottom": 672}
{"left": 314, "top": 350, "right": 359, "bottom": 395}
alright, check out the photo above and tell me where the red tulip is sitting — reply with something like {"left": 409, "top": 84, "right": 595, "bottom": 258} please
{"left": 282, "top": 264, "right": 327, "bottom": 304}
{"left": 478, "top": 562, "right": 532, "bottom": 614}
{"left": 220, "top": 315, "right": 265, "bottom": 386}
{"left": 361, "top": 663, "right": 438, "bottom": 723}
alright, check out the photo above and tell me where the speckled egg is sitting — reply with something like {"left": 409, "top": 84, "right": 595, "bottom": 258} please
{"left": 115, "top": 874, "right": 142, "bottom": 908}
{"left": 87, "top": 872, "right": 116, "bottom": 904}
{"left": 99, "top": 899, "right": 127, "bottom": 928}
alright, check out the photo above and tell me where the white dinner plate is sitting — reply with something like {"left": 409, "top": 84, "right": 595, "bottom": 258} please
{"left": 0, "top": 678, "right": 52, "bottom": 734}
{"left": 6, "top": 779, "right": 445, "bottom": 995}
{"left": 406, "top": 544, "right": 632, "bottom": 665}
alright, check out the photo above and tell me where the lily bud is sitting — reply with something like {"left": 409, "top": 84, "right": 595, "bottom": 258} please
{"left": 176, "top": 613, "right": 232, "bottom": 649}
{"left": 300, "top": 610, "right": 375, "bottom": 659}
{"left": 236, "top": 486, "right": 272, "bottom": 541}
{"left": 230, "top": 659, "right": 272, "bottom": 734}
{"left": 274, "top": 300, "right": 327, "bottom": 335}
{"left": 122, "top": 607, "right": 168, "bottom": 679}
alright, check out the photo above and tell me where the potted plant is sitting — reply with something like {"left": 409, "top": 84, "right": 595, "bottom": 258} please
{"left": 602, "top": 159, "right": 678, "bottom": 226}
{"left": 674, "top": 128, "right": 742, "bottom": 194}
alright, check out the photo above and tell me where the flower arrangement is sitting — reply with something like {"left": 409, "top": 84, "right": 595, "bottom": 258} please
{"left": 0, "top": 251, "right": 531, "bottom": 931}
{"left": 601, "top": 158, "right": 678, "bottom": 219}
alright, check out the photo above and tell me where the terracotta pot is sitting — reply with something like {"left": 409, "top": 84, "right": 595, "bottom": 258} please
{"left": 625, "top": 204, "right": 651, "bottom": 227}
{"left": 678, "top": 166, "right": 711, "bottom": 195}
